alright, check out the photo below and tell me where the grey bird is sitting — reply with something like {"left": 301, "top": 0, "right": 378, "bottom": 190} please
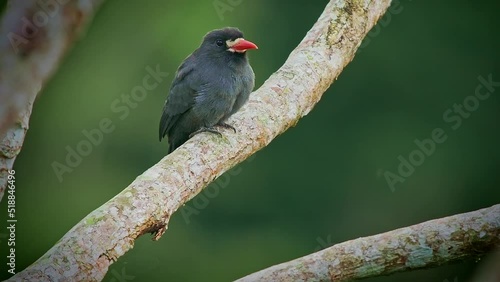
{"left": 159, "top": 27, "right": 258, "bottom": 153}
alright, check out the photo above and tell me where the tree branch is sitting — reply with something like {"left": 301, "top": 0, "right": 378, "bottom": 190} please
{"left": 235, "top": 204, "right": 500, "bottom": 281}
{"left": 0, "top": 0, "right": 107, "bottom": 201}
{"left": 7, "top": 0, "right": 393, "bottom": 280}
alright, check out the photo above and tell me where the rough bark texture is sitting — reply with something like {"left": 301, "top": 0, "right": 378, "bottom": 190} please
{"left": 236, "top": 204, "right": 500, "bottom": 281}
{"left": 7, "top": 0, "right": 393, "bottom": 281}
{"left": 0, "top": 0, "right": 107, "bottom": 202}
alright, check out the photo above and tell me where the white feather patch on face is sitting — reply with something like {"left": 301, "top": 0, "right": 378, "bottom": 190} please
{"left": 226, "top": 38, "right": 246, "bottom": 53}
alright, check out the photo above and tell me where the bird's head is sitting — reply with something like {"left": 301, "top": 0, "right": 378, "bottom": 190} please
{"left": 201, "top": 27, "right": 258, "bottom": 57}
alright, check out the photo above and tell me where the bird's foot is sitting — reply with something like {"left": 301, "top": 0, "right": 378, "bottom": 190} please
{"left": 216, "top": 122, "right": 236, "bottom": 133}
{"left": 189, "top": 127, "right": 222, "bottom": 138}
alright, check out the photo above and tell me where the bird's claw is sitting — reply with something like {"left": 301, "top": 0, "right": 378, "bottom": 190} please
{"left": 216, "top": 122, "right": 236, "bottom": 133}
{"left": 189, "top": 127, "right": 222, "bottom": 138}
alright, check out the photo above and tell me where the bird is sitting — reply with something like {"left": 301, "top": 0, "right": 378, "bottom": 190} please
{"left": 159, "top": 27, "right": 258, "bottom": 153}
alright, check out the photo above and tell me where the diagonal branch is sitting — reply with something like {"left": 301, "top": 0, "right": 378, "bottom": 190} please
{"left": 7, "top": 0, "right": 393, "bottom": 281}
{"left": 235, "top": 204, "right": 500, "bottom": 281}
{"left": 0, "top": 0, "right": 107, "bottom": 202}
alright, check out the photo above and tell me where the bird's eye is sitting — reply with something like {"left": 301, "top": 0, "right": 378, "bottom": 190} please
{"left": 215, "top": 39, "right": 224, "bottom": 47}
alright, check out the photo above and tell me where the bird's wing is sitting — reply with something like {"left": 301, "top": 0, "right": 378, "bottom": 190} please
{"left": 159, "top": 55, "right": 197, "bottom": 141}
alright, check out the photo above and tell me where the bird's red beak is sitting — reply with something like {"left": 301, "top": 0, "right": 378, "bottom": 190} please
{"left": 231, "top": 39, "right": 258, "bottom": 52}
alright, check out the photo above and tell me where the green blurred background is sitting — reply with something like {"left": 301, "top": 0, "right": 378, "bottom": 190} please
{"left": 1, "top": 0, "right": 499, "bottom": 281}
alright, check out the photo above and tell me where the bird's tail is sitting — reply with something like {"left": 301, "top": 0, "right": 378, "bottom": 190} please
{"left": 159, "top": 107, "right": 169, "bottom": 142}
